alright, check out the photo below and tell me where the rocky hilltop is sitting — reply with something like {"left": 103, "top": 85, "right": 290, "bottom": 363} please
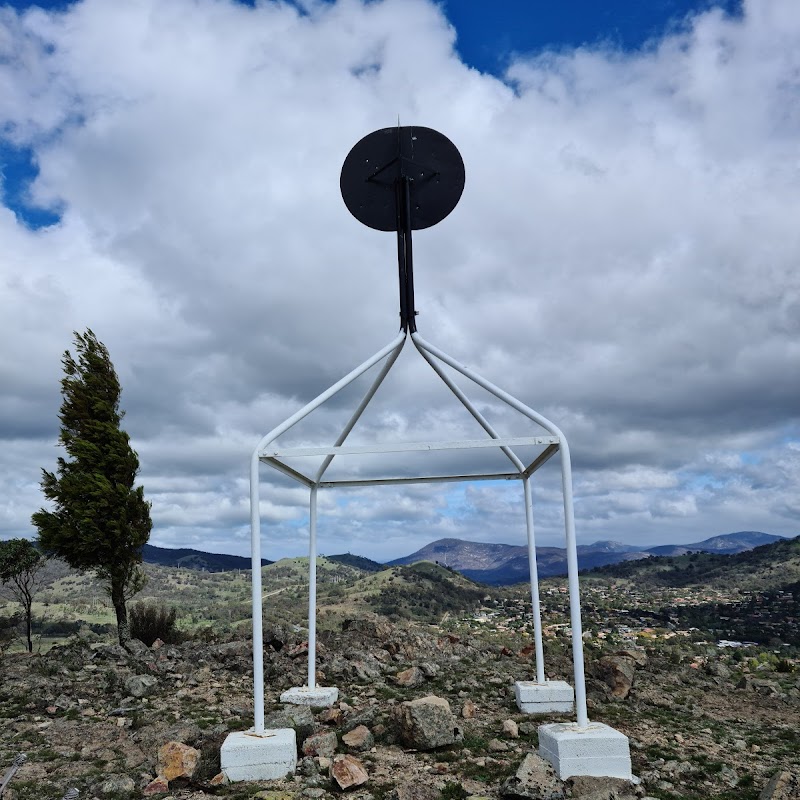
{"left": 0, "top": 613, "right": 797, "bottom": 799}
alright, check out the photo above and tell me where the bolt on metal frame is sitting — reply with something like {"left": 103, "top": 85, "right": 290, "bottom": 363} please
{"left": 248, "top": 328, "right": 590, "bottom": 732}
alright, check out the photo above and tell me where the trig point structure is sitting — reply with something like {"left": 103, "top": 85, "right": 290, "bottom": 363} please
{"left": 220, "top": 125, "right": 631, "bottom": 782}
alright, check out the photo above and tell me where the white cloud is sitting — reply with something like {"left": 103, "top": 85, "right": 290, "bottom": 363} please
{"left": 0, "top": 0, "right": 798, "bottom": 562}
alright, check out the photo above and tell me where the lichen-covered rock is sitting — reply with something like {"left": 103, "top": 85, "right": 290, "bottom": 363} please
{"left": 394, "top": 695, "right": 463, "bottom": 750}
{"left": 99, "top": 774, "right": 136, "bottom": 795}
{"left": 124, "top": 674, "right": 159, "bottom": 698}
{"left": 157, "top": 740, "right": 200, "bottom": 780}
{"left": 302, "top": 730, "right": 337, "bottom": 758}
{"left": 265, "top": 705, "right": 316, "bottom": 741}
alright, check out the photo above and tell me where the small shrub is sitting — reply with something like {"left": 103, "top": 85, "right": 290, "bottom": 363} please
{"left": 129, "top": 602, "right": 180, "bottom": 645}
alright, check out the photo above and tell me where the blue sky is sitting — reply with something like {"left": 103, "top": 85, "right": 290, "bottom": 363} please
{"left": 0, "top": 0, "right": 798, "bottom": 561}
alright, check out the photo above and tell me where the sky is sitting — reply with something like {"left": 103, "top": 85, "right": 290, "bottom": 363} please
{"left": 1, "top": 0, "right": 798, "bottom": 563}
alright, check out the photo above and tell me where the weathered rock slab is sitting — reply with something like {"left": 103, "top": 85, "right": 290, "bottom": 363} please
{"left": 330, "top": 754, "right": 369, "bottom": 790}
{"left": 500, "top": 752, "right": 564, "bottom": 799}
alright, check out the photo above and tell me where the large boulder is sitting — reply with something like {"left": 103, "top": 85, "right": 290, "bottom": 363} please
{"left": 393, "top": 695, "right": 463, "bottom": 750}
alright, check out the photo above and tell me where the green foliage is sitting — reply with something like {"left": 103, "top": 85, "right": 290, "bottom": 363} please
{"left": 0, "top": 538, "right": 46, "bottom": 652}
{"left": 440, "top": 783, "right": 468, "bottom": 800}
{"left": 32, "top": 329, "right": 152, "bottom": 645}
{"left": 129, "top": 601, "right": 180, "bottom": 645}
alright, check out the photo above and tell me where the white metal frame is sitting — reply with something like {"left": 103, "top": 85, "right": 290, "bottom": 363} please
{"left": 248, "top": 331, "right": 590, "bottom": 731}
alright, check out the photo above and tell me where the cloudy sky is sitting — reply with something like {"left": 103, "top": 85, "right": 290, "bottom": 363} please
{"left": 1, "top": 0, "right": 798, "bottom": 563}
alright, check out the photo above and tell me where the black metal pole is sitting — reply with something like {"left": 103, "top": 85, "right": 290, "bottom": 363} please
{"left": 401, "top": 175, "right": 416, "bottom": 333}
{"left": 395, "top": 179, "right": 409, "bottom": 332}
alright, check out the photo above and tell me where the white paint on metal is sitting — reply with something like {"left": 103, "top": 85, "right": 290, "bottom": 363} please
{"left": 249, "top": 328, "right": 593, "bottom": 737}
{"left": 307, "top": 486, "right": 318, "bottom": 689}
{"left": 262, "top": 435, "right": 559, "bottom": 459}
{"left": 249, "top": 332, "right": 405, "bottom": 734}
{"left": 411, "top": 332, "right": 589, "bottom": 728}
{"left": 523, "top": 477, "right": 546, "bottom": 684}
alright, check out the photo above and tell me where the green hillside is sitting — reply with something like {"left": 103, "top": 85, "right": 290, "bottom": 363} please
{"left": 585, "top": 534, "right": 800, "bottom": 592}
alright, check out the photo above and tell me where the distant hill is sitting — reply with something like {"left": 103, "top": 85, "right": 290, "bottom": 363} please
{"left": 327, "top": 553, "right": 388, "bottom": 573}
{"left": 643, "top": 531, "right": 783, "bottom": 557}
{"left": 141, "top": 544, "right": 271, "bottom": 572}
{"left": 585, "top": 534, "right": 800, "bottom": 592}
{"left": 388, "top": 532, "right": 791, "bottom": 585}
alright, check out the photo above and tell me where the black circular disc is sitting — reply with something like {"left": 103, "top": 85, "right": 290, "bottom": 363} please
{"left": 340, "top": 126, "right": 465, "bottom": 231}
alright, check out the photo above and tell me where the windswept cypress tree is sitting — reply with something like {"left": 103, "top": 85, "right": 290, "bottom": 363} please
{"left": 32, "top": 330, "right": 151, "bottom": 646}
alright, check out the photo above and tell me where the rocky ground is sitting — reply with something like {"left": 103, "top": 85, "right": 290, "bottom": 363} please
{"left": 0, "top": 616, "right": 797, "bottom": 800}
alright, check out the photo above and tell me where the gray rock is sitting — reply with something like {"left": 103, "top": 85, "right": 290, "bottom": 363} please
{"left": 393, "top": 695, "right": 463, "bottom": 750}
{"left": 99, "top": 774, "right": 136, "bottom": 794}
{"left": 567, "top": 775, "right": 638, "bottom": 799}
{"left": 265, "top": 705, "right": 316, "bottom": 741}
{"left": 759, "top": 771, "right": 798, "bottom": 800}
{"left": 125, "top": 638, "right": 151, "bottom": 656}
{"left": 489, "top": 738, "right": 510, "bottom": 752}
{"left": 500, "top": 753, "right": 564, "bottom": 799}
{"left": 124, "top": 674, "right": 158, "bottom": 698}
{"left": 387, "top": 782, "right": 441, "bottom": 800}
{"left": 302, "top": 730, "right": 337, "bottom": 758}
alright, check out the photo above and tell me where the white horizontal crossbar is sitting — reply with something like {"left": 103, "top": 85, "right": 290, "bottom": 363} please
{"left": 317, "top": 472, "right": 521, "bottom": 488}
{"left": 260, "top": 435, "right": 559, "bottom": 459}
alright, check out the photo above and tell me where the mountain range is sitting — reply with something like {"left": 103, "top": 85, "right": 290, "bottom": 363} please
{"left": 141, "top": 531, "right": 791, "bottom": 584}
{"left": 386, "top": 531, "right": 789, "bottom": 585}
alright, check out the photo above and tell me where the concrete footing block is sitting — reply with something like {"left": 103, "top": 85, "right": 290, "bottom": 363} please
{"left": 220, "top": 728, "right": 297, "bottom": 782}
{"left": 538, "top": 722, "right": 632, "bottom": 780}
{"left": 514, "top": 680, "right": 574, "bottom": 714}
{"left": 280, "top": 686, "right": 339, "bottom": 707}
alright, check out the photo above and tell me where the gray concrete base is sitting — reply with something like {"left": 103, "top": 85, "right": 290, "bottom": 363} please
{"left": 514, "top": 680, "right": 574, "bottom": 714}
{"left": 280, "top": 686, "right": 339, "bottom": 707}
{"left": 220, "top": 728, "right": 297, "bottom": 782}
{"left": 538, "top": 722, "right": 632, "bottom": 780}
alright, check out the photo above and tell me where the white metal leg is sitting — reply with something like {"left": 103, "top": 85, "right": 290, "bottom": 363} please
{"left": 559, "top": 441, "right": 589, "bottom": 727}
{"left": 524, "top": 477, "right": 546, "bottom": 684}
{"left": 250, "top": 454, "right": 266, "bottom": 734}
{"left": 249, "top": 332, "right": 405, "bottom": 733}
{"left": 411, "top": 332, "right": 589, "bottom": 728}
{"left": 307, "top": 486, "right": 318, "bottom": 689}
